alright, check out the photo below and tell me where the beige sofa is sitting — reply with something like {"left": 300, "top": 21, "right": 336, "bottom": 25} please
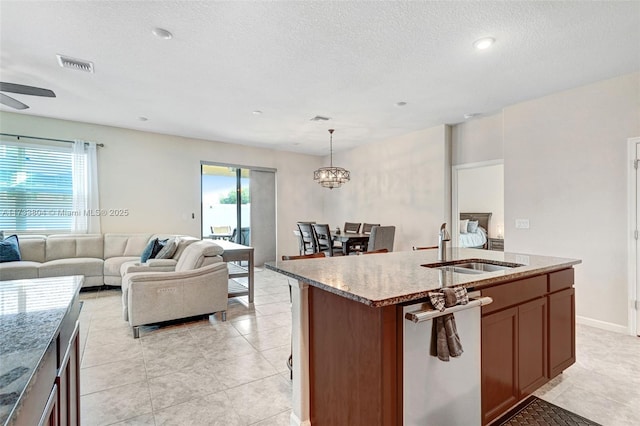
{"left": 0, "top": 233, "right": 198, "bottom": 287}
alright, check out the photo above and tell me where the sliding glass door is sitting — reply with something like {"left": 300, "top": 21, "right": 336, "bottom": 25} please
{"left": 201, "top": 163, "right": 276, "bottom": 265}
{"left": 201, "top": 165, "right": 250, "bottom": 244}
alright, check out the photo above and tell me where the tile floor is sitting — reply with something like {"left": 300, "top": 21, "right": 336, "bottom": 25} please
{"left": 79, "top": 268, "right": 640, "bottom": 425}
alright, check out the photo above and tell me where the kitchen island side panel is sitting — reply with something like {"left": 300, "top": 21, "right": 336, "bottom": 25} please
{"left": 308, "top": 286, "right": 399, "bottom": 425}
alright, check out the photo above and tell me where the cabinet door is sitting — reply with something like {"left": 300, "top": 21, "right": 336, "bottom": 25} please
{"left": 481, "top": 307, "right": 518, "bottom": 425}
{"left": 518, "top": 298, "right": 548, "bottom": 396}
{"left": 57, "top": 322, "right": 80, "bottom": 426}
{"left": 548, "top": 288, "right": 575, "bottom": 378}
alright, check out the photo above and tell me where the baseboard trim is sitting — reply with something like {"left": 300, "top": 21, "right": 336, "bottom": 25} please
{"left": 576, "top": 315, "right": 628, "bottom": 334}
{"left": 290, "top": 412, "right": 310, "bottom": 426}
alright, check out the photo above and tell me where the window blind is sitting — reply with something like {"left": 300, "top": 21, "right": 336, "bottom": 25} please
{"left": 0, "top": 142, "right": 77, "bottom": 233}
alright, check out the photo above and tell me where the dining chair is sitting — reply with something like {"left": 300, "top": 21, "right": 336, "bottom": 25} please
{"left": 312, "top": 223, "right": 343, "bottom": 256}
{"left": 362, "top": 223, "right": 380, "bottom": 235}
{"left": 367, "top": 225, "right": 395, "bottom": 252}
{"left": 297, "top": 222, "right": 318, "bottom": 254}
{"left": 281, "top": 251, "right": 326, "bottom": 379}
{"left": 343, "top": 222, "right": 361, "bottom": 234}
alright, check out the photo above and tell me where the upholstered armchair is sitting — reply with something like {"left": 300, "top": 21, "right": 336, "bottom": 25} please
{"left": 121, "top": 240, "right": 229, "bottom": 338}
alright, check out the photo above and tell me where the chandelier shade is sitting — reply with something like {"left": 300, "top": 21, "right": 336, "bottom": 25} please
{"left": 313, "top": 129, "right": 350, "bottom": 189}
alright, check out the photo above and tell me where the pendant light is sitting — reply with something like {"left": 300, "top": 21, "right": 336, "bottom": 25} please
{"left": 313, "top": 129, "right": 350, "bottom": 189}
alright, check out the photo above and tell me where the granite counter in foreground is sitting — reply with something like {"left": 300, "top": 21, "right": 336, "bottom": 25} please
{"left": 265, "top": 247, "right": 581, "bottom": 307}
{"left": 1, "top": 275, "right": 83, "bottom": 426}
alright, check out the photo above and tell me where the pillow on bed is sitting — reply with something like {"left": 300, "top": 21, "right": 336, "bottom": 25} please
{"left": 459, "top": 219, "right": 469, "bottom": 234}
{"left": 467, "top": 220, "right": 479, "bottom": 233}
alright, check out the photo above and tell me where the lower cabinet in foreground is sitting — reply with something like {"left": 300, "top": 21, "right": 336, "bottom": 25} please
{"left": 480, "top": 268, "right": 575, "bottom": 425}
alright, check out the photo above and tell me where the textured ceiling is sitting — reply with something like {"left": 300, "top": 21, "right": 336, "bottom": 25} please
{"left": 0, "top": 1, "right": 638, "bottom": 155}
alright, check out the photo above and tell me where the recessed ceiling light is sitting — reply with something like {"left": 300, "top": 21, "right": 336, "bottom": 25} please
{"left": 395, "top": 101, "right": 407, "bottom": 107}
{"left": 152, "top": 28, "right": 173, "bottom": 40}
{"left": 464, "top": 113, "right": 480, "bottom": 120}
{"left": 252, "top": 110, "right": 263, "bottom": 115}
{"left": 138, "top": 116, "right": 148, "bottom": 121}
{"left": 473, "top": 37, "right": 495, "bottom": 50}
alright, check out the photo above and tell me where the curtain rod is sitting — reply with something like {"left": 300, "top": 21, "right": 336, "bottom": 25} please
{"left": 0, "top": 132, "right": 104, "bottom": 147}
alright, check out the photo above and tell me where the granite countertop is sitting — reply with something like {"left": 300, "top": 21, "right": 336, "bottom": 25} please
{"left": 0, "top": 275, "right": 83, "bottom": 426}
{"left": 266, "top": 248, "right": 581, "bottom": 307}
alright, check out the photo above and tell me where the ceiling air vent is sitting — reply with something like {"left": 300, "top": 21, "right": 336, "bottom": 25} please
{"left": 56, "top": 54, "right": 94, "bottom": 73}
{"left": 310, "top": 115, "right": 330, "bottom": 122}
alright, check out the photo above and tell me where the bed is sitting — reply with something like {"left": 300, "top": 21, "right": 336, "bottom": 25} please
{"left": 459, "top": 212, "right": 491, "bottom": 249}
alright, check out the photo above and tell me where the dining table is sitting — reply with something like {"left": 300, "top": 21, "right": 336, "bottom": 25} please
{"left": 332, "top": 232, "right": 370, "bottom": 255}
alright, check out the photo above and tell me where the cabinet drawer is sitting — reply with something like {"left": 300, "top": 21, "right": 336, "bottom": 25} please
{"left": 481, "top": 275, "right": 547, "bottom": 315}
{"left": 548, "top": 268, "right": 574, "bottom": 293}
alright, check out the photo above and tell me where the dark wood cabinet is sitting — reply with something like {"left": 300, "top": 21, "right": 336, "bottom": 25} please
{"left": 548, "top": 287, "right": 575, "bottom": 378}
{"left": 481, "top": 306, "right": 518, "bottom": 424}
{"left": 518, "top": 298, "right": 547, "bottom": 395}
{"left": 481, "top": 268, "right": 574, "bottom": 425}
{"left": 308, "top": 286, "right": 398, "bottom": 425}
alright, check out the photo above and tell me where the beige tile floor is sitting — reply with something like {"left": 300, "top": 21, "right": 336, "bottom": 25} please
{"left": 79, "top": 268, "right": 640, "bottom": 425}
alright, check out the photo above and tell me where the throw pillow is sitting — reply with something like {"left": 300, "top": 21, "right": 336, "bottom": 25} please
{"left": 467, "top": 220, "right": 479, "bottom": 233}
{"left": 155, "top": 237, "right": 178, "bottom": 259}
{"left": 459, "top": 219, "right": 469, "bottom": 234}
{"left": 0, "top": 234, "right": 22, "bottom": 263}
{"left": 140, "top": 238, "right": 159, "bottom": 263}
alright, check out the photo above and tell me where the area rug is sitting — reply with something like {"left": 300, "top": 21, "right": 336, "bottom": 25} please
{"left": 497, "top": 395, "right": 602, "bottom": 426}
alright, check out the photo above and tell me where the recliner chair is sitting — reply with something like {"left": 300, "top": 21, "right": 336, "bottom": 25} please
{"left": 121, "top": 240, "right": 229, "bottom": 338}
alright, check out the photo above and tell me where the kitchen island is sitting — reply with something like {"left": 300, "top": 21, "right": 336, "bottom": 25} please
{"left": 266, "top": 248, "right": 580, "bottom": 426}
{"left": 0, "top": 275, "right": 82, "bottom": 426}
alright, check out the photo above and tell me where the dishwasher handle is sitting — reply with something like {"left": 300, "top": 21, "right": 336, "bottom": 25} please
{"left": 405, "top": 296, "right": 493, "bottom": 323}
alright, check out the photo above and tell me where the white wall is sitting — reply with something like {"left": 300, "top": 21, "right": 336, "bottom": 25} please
{"left": 452, "top": 112, "right": 504, "bottom": 165}
{"left": 0, "top": 112, "right": 324, "bottom": 259}
{"left": 504, "top": 72, "right": 640, "bottom": 329}
{"left": 323, "top": 125, "right": 450, "bottom": 251}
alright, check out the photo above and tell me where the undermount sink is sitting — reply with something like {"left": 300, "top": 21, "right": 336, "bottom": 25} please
{"left": 422, "top": 259, "right": 523, "bottom": 274}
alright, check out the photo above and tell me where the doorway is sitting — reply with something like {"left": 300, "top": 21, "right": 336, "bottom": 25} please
{"left": 201, "top": 163, "right": 276, "bottom": 266}
{"left": 452, "top": 160, "right": 504, "bottom": 248}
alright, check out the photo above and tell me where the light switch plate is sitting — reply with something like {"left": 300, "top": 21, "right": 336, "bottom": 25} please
{"left": 515, "top": 219, "right": 530, "bottom": 229}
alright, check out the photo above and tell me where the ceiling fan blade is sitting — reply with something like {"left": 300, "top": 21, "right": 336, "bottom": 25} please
{"left": 0, "top": 82, "right": 56, "bottom": 97}
{"left": 0, "top": 93, "right": 29, "bottom": 110}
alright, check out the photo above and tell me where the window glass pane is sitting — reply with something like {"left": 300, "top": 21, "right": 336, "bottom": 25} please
{"left": 0, "top": 142, "right": 75, "bottom": 233}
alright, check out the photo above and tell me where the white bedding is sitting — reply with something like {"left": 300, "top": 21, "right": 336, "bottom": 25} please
{"left": 459, "top": 226, "right": 487, "bottom": 248}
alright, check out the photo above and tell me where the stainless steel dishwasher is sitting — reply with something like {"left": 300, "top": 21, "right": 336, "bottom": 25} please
{"left": 403, "top": 295, "right": 493, "bottom": 426}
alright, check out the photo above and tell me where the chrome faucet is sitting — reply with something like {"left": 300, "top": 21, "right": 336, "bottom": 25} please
{"left": 438, "top": 223, "right": 451, "bottom": 261}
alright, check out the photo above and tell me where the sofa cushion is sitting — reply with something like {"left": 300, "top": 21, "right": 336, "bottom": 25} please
{"left": 39, "top": 258, "right": 104, "bottom": 279}
{"left": 16, "top": 235, "right": 46, "bottom": 262}
{"left": 46, "top": 234, "right": 104, "bottom": 261}
{"left": 103, "top": 234, "right": 153, "bottom": 259}
{"left": 0, "top": 235, "right": 21, "bottom": 262}
{"left": 105, "top": 256, "right": 140, "bottom": 280}
{"left": 155, "top": 237, "right": 178, "bottom": 259}
{"left": 0, "top": 261, "right": 40, "bottom": 280}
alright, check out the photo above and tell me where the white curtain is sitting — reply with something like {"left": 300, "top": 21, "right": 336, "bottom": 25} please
{"left": 72, "top": 141, "right": 101, "bottom": 233}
